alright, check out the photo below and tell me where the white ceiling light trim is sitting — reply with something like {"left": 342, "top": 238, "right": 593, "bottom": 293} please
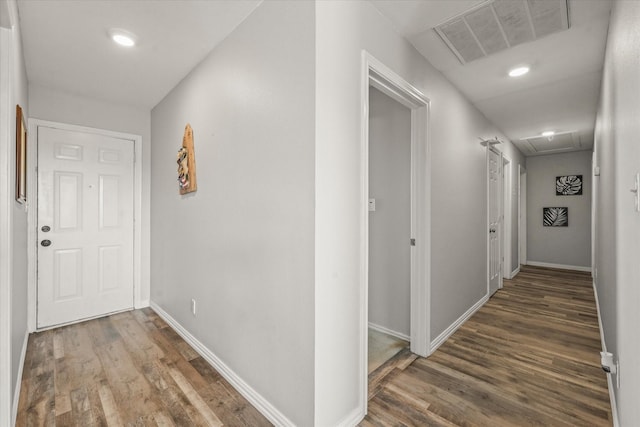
{"left": 541, "top": 130, "right": 555, "bottom": 137}
{"left": 109, "top": 28, "right": 137, "bottom": 47}
{"left": 435, "top": 0, "right": 569, "bottom": 64}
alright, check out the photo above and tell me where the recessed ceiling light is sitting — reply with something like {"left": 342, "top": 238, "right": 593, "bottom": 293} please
{"left": 541, "top": 131, "right": 555, "bottom": 137}
{"left": 108, "top": 28, "right": 137, "bottom": 47}
{"left": 508, "top": 66, "right": 530, "bottom": 77}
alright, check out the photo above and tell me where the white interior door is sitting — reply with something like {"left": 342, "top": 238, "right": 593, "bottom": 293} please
{"left": 488, "top": 148, "right": 502, "bottom": 296}
{"left": 37, "top": 126, "right": 134, "bottom": 328}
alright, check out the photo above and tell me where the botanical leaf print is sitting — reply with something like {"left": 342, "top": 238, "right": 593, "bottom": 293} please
{"left": 543, "top": 207, "right": 568, "bottom": 227}
{"left": 556, "top": 175, "right": 582, "bottom": 195}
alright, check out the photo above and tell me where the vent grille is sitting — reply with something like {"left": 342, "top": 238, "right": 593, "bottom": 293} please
{"left": 520, "top": 131, "right": 581, "bottom": 154}
{"left": 435, "top": 0, "right": 569, "bottom": 64}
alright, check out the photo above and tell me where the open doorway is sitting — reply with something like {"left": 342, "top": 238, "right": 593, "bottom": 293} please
{"left": 519, "top": 165, "right": 527, "bottom": 266}
{"left": 359, "top": 52, "right": 431, "bottom": 411}
{"left": 367, "top": 86, "right": 411, "bottom": 373}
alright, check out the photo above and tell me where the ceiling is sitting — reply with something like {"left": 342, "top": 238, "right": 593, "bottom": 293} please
{"left": 17, "top": 0, "right": 261, "bottom": 110}
{"left": 17, "top": 0, "right": 612, "bottom": 156}
{"left": 370, "top": 0, "right": 612, "bottom": 156}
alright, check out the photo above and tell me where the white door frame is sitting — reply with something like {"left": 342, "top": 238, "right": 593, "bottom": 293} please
{"left": 502, "top": 155, "right": 512, "bottom": 280}
{"left": 487, "top": 146, "right": 503, "bottom": 294}
{"left": 27, "top": 119, "right": 143, "bottom": 331}
{"left": 519, "top": 165, "right": 527, "bottom": 266}
{"left": 360, "top": 51, "right": 431, "bottom": 412}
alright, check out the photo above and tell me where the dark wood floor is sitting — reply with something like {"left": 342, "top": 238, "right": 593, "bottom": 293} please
{"left": 362, "top": 265, "right": 613, "bottom": 426}
{"left": 15, "top": 308, "right": 271, "bottom": 426}
{"left": 16, "top": 266, "right": 612, "bottom": 426}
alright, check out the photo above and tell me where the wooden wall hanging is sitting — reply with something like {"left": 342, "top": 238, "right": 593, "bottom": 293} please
{"left": 177, "top": 124, "right": 197, "bottom": 194}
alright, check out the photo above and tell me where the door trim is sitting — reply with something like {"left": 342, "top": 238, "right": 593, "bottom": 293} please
{"left": 360, "top": 51, "right": 431, "bottom": 415}
{"left": 27, "top": 119, "right": 143, "bottom": 331}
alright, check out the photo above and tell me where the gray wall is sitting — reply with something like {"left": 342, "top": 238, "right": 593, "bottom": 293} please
{"left": 593, "top": 1, "right": 640, "bottom": 424}
{"left": 150, "top": 2, "right": 315, "bottom": 425}
{"left": 1, "top": 1, "right": 29, "bottom": 419}
{"left": 368, "top": 87, "right": 411, "bottom": 337}
{"left": 314, "top": 1, "right": 525, "bottom": 423}
{"left": 526, "top": 151, "right": 592, "bottom": 268}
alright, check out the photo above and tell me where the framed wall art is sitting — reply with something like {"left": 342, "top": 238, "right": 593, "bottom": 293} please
{"left": 543, "top": 207, "right": 568, "bottom": 227}
{"left": 15, "top": 105, "right": 27, "bottom": 204}
{"left": 556, "top": 175, "right": 582, "bottom": 196}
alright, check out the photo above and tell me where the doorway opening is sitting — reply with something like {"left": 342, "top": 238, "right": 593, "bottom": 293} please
{"left": 502, "top": 155, "right": 513, "bottom": 280}
{"left": 519, "top": 165, "right": 527, "bottom": 267}
{"left": 367, "top": 86, "right": 411, "bottom": 374}
{"left": 360, "top": 52, "right": 431, "bottom": 413}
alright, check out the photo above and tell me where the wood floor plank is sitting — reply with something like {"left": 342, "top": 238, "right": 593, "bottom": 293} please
{"left": 362, "top": 266, "right": 612, "bottom": 426}
{"left": 16, "top": 309, "right": 272, "bottom": 426}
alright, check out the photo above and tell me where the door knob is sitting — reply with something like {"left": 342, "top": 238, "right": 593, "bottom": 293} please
{"left": 41, "top": 239, "right": 52, "bottom": 247}
{"left": 41, "top": 225, "right": 51, "bottom": 232}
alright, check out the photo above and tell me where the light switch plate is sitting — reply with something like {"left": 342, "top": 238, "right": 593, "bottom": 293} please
{"left": 368, "top": 198, "right": 376, "bottom": 212}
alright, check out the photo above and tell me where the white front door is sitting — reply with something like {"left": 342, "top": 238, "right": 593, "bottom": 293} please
{"left": 37, "top": 125, "right": 135, "bottom": 328}
{"left": 488, "top": 148, "right": 502, "bottom": 296}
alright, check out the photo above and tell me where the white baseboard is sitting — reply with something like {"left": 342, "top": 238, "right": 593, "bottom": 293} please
{"left": 135, "top": 299, "right": 150, "bottom": 309}
{"left": 149, "top": 301, "right": 294, "bottom": 427}
{"left": 592, "top": 281, "right": 620, "bottom": 427}
{"left": 336, "top": 407, "right": 365, "bottom": 427}
{"left": 11, "top": 331, "right": 29, "bottom": 426}
{"left": 511, "top": 265, "right": 521, "bottom": 278}
{"left": 368, "top": 322, "right": 410, "bottom": 342}
{"left": 430, "top": 295, "right": 488, "bottom": 354}
{"left": 527, "top": 261, "right": 592, "bottom": 273}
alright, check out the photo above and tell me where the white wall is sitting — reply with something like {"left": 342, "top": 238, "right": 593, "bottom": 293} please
{"left": 0, "top": 0, "right": 29, "bottom": 422}
{"left": 315, "top": 1, "right": 525, "bottom": 424}
{"left": 593, "top": 1, "right": 640, "bottom": 424}
{"left": 150, "top": 2, "right": 315, "bottom": 426}
{"left": 526, "top": 151, "right": 592, "bottom": 269}
{"left": 368, "top": 87, "right": 411, "bottom": 337}
{"left": 28, "top": 84, "right": 151, "bottom": 304}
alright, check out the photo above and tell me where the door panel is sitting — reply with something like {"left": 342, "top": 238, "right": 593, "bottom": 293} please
{"left": 488, "top": 148, "right": 502, "bottom": 296}
{"left": 37, "top": 126, "right": 134, "bottom": 328}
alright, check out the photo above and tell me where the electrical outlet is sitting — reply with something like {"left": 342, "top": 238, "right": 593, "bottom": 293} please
{"left": 191, "top": 299, "right": 196, "bottom": 316}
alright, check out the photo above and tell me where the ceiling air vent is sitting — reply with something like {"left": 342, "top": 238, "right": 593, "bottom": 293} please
{"left": 520, "top": 131, "right": 581, "bottom": 155}
{"left": 435, "top": 0, "right": 569, "bottom": 64}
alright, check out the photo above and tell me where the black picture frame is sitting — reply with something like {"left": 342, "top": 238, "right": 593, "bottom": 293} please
{"left": 556, "top": 175, "right": 582, "bottom": 196}
{"left": 543, "top": 207, "right": 568, "bottom": 227}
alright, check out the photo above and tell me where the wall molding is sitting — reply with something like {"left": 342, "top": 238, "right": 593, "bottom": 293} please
{"left": 150, "top": 301, "right": 295, "bottom": 427}
{"left": 592, "top": 281, "right": 620, "bottom": 427}
{"left": 430, "top": 295, "right": 489, "bottom": 354}
{"left": 511, "top": 265, "right": 521, "bottom": 278}
{"left": 10, "top": 331, "right": 28, "bottom": 426}
{"left": 368, "top": 322, "right": 410, "bottom": 342}
{"left": 527, "top": 261, "right": 592, "bottom": 273}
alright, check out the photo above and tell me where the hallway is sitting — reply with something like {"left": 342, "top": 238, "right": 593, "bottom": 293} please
{"left": 363, "top": 266, "right": 612, "bottom": 426}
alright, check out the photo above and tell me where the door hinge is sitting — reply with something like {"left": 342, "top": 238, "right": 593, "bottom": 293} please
{"left": 410, "top": 238, "right": 416, "bottom": 246}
